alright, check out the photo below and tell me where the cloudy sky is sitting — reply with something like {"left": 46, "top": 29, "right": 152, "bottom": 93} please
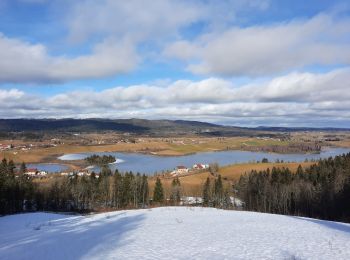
{"left": 0, "top": 0, "right": 349, "bottom": 127}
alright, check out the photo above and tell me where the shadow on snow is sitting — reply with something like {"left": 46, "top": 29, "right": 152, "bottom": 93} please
{"left": 1, "top": 212, "right": 145, "bottom": 260}
{"left": 291, "top": 216, "right": 350, "bottom": 235}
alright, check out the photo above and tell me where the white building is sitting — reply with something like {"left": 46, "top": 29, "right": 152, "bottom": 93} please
{"left": 175, "top": 166, "right": 189, "bottom": 174}
{"left": 37, "top": 171, "right": 48, "bottom": 176}
{"left": 24, "top": 169, "right": 38, "bottom": 176}
{"left": 192, "top": 163, "right": 209, "bottom": 170}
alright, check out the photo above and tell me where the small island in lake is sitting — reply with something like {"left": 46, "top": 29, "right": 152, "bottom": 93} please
{"left": 85, "top": 154, "right": 116, "bottom": 166}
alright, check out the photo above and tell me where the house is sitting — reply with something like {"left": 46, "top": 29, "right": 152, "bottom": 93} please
{"left": 176, "top": 166, "right": 189, "bottom": 174}
{"left": 37, "top": 171, "right": 48, "bottom": 176}
{"left": 61, "top": 172, "right": 73, "bottom": 176}
{"left": 170, "top": 166, "right": 189, "bottom": 176}
{"left": 0, "top": 144, "right": 11, "bottom": 151}
{"left": 192, "top": 163, "right": 209, "bottom": 170}
{"left": 25, "top": 168, "right": 38, "bottom": 176}
{"left": 77, "top": 170, "right": 91, "bottom": 177}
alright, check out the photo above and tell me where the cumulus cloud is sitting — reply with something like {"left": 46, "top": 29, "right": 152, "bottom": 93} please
{"left": 0, "top": 0, "right": 270, "bottom": 83}
{"left": 66, "top": 0, "right": 270, "bottom": 43}
{"left": 0, "top": 35, "right": 138, "bottom": 83}
{"left": 1, "top": 1, "right": 349, "bottom": 83}
{"left": 165, "top": 14, "right": 350, "bottom": 76}
{"left": 66, "top": 0, "right": 203, "bottom": 43}
{"left": 1, "top": 68, "right": 349, "bottom": 127}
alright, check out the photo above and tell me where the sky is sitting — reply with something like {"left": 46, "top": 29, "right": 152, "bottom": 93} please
{"left": 0, "top": 0, "right": 349, "bottom": 127}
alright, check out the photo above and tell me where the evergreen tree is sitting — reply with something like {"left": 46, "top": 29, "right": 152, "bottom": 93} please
{"left": 202, "top": 177, "right": 211, "bottom": 207}
{"left": 8, "top": 160, "right": 15, "bottom": 174}
{"left": 153, "top": 177, "right": 164, "bottom": 203}
{"left": 112, "top": 170, "right": 122, "bottom": 208}
{"left": 214, "top": 175, "right": 224, "bottom": 207}
{"left": 121, "top": 172, "right": 133, "bottom": 207}
{"left": 98, "top": 171, "right": 111, "bottom": 207}
{"left": 19, "top": 162, "right": 27, "bottom": 174}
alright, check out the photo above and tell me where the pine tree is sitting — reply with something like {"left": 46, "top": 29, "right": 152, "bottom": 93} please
{"left": 8, "top": 160, "right": 15, "bottom": 174}
{"left": 122, "top": 172, "right": 133, "bottom": 207}
{"left": 19, "top": 162, "right": 27, "bottom": 174}
{"left": 202, "top": 177, "right": 211, "bottom": 207}
{"left": 214, "top": 175, "right": 223, "bottom": 207}
{"left": 153, "top": 177, "right": 164, "bottom": 203}
{"left": 112, "top": 170, "right": 122, "bottom": 208}
{"left": 98, "top": 170, "right": 111, "bottom": 207}
{"left": 296, "top": 165, "right": 304, "bottom": 177}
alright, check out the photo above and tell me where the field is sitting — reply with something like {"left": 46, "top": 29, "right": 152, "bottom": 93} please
{"left": 0, "top": 136, "right": 290, "bottom": 164}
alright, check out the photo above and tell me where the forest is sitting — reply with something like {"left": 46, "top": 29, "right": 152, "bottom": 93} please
{"left": 236, "top": 153, "right": 350, "bottom": 222}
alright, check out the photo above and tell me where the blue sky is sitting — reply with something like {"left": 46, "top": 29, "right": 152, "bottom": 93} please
{"left": 0, "top": 0, "right": 349, "bottom": 127}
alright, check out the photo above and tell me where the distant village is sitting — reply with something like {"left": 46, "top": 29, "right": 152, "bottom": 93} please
{"left": 0, "top": 141, "right": 59, "bottom": 152}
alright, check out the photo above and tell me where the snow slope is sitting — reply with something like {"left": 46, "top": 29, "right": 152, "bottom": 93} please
{"left": 0, "top": 207, "right": 350, "bottom": 260}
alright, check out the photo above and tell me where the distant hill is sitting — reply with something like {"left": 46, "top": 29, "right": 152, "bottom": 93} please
{"left": 255, "top": 126, "right": 350, "bottom": 132}
{"left": 0, "top": 118, "right": 248, "bottom": 136}
{"left": 0, "top": 118, "right": 348, "bottom": 136}
{"left": 0, "top": 119, "right": 148, "bottom": 133}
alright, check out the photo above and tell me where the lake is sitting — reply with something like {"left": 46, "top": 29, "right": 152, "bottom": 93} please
{"left": 57, "top": 147, "right": 350, "bottom": 175}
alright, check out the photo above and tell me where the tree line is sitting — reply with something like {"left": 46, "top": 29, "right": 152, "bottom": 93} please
{"left": 0, "top": 159, "right": 188, "bottom": 215}
{"left": 235, "top": 153, "right": 350, "bottom": 222}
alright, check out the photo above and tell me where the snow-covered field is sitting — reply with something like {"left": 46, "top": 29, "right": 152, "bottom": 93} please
{"left": 1, "top": 207, "right": 350, "bottom": 260}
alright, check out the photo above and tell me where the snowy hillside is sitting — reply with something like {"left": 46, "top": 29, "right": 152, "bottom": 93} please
{"left": 0, "top": 207, "right": 350, "bottom": 260}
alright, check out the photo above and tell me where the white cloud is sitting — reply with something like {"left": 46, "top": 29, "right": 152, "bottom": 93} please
{"left": 1, "top": 68, "right": 349, "bottom": 127}
{"left": 66, "top": 0, "right": 204, "bottom": 43}
{"left": 0, "top": 35, "right": 138, "bottom": 83}
{"left": 2, "top": 2, "right": 349, "bottom": 83}
{"left": 165, "top": 14, "right": 350, "bottom": 76}
{"left": 66, "top": 0, "right": 270, "bottom": 43}
{"left": 0, "top": 0, "right": 269, "bottom": 83}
